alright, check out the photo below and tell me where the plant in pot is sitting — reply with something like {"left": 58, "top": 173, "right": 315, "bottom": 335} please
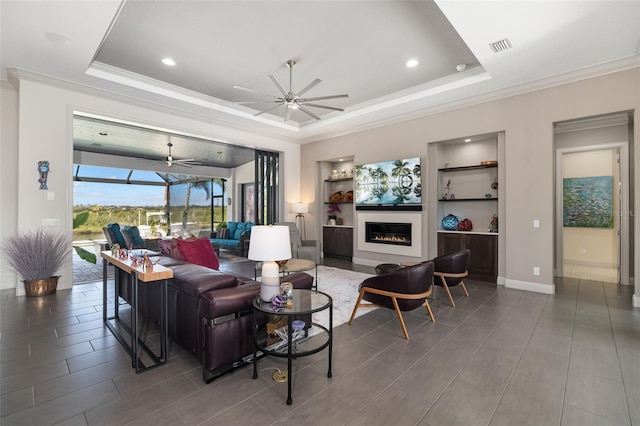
{"left": 327, "top": 203, "right": 341, "bottom": 225}
{"left": 1, "top": 229, "right": 71, "bottom": 296}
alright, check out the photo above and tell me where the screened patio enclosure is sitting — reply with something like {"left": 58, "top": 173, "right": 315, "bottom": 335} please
{"left": 72, "top": 164, "right": 227, "bottom": 241}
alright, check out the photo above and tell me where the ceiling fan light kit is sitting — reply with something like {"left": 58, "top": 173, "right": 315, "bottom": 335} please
{"left": 235, "top": 59, "right": 348, "bottom": 122}
{"left": 152, "top": 142, "right": 202, "bottom": 168}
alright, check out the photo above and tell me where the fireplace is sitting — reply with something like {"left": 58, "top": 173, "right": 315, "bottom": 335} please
{"left": 357, "top": 213, "right": 421, "bottom": 257}
{"left": 365, "top": 222, "right": 411, "bottom": 246}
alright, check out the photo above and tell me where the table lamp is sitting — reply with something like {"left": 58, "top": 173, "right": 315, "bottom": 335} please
{"left": 291, "top": 202, "right": 308, "bottom": 240}
{"left": 248, "top": 225, "right": 292, "bottom": 301}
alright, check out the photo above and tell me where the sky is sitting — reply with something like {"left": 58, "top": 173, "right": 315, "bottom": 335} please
{"left": 73, "top": 165, "right": 218, "bottom": 207}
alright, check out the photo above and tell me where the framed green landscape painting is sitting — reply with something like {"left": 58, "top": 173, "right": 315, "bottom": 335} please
{"left": 563, "top": 176, "right": 614, "bottom": 228}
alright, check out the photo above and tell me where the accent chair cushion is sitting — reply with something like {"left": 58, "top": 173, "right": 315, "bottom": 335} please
{"left": 176, "top": 237, "right": 220, "bottom": 270}
{"left": 107, "top": 223, "right": 127, "bottom": 247}
{"left": 125, "top": 225, "right": 146, "bottom": 246}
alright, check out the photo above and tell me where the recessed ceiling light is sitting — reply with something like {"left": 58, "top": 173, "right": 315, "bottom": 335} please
{"left": 161, "top": 58, "right": 176, "bottom": 66}
{"left": 456, "top": 64, "right": 467, "bottom": 72}
{"left": 45, "top": 32, "right": 71, "bottom": 46}
{"left": 99, "top": 132, "right": 108, "bottom": 136}
{"left": 406, "top": 59, "right": 419, "bottom": 68}
{"left": 464, "top": 138, "right": 472, "bottom": 142}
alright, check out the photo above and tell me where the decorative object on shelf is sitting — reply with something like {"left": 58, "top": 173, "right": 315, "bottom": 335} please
{"left": 456, "top": 218, "right": 473, "bottom": 231}
{"left": 489, "top": 214, "right": 498, "bottom": 233}
{"left": 491, "top": 177, "right": 498, "bottom": 190}
{"left": 1, "top": 229, "right": 70, "bottom": 297}
{"left": 442, "top": 179, "right": 451, "bottom": 200}
{"left": 441, "top": 214, "right": 460, "bottom": 230}
{"left": 349, "top": 168, "right": 354, "bottom": 177}
{"left": 291, "top": 202, "right": 308, "bottom": 240}
{"left": 340, "top": 169, "right": 348, "bottom": 178}
{"left": 480, "top": 160, "right": 498, "bottom": 165}
{"left": 485, "top": 193, "right": 493, "bottom": 198}
{"left": 248, "top": 225, "right": 292, "bottom": 301}
{"left": 328, "top": 219, "right": 336, "bottom": 226}
{"left": 37, "top": 160, "right": 50, "bottom": 190}
{"left": 327, "top": 203, "right": 341, "bottom": 224}
{"left": 330, "top": 170, "right": 339, "bottom": 180}
{"left": 445, "top": 162, "right": 452, "bottom": 168}
{"left": 336, "top": 218, "right": 343, "bottom": 225}
{"left": 343, "top": 190, "right": 353, "bottom": 202}
{"left": 329, "top": 191, "right": 343, "bottom": 203}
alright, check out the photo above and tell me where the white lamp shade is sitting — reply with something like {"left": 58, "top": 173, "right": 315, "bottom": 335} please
{"left": 291, "top": 202, "right": 309, "bottom": 214}
{"left": 248, "top": 225, "right": 292, "bottom": 261}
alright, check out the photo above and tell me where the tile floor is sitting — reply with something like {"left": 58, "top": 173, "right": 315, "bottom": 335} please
{"left": 1, "top": 256, "right": 638, "bottom": 426}
{"left": 563, "top": 263, "right": 618, "bottom": 283}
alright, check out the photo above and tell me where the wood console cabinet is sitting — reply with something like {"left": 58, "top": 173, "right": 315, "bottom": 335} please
{"left": 437, "top": 231, "right": 497, "bottom": 282}
{"left": 323, "top": 226, "right": 353, "bottom": 259}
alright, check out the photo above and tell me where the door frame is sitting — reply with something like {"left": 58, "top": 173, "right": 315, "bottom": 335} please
{"left": 555, "top": 142, "right": 629, "bottom": 284}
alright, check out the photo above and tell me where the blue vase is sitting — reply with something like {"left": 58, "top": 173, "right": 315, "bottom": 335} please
{"left": 442, "top": 214, "right": 459, "bottom": 231}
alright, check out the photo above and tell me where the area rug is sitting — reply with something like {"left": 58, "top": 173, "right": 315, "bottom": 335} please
{"left": 311, "top": 265, "right": 374, "bottom": 332}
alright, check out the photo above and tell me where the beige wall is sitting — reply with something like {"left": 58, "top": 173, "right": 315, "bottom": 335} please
{"left": 300, "top": 68, "right": 640, "bottom": 294}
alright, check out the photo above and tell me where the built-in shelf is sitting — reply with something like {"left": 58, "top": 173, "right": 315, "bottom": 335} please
{"left": 439, "top": 198, "right": 498, "bottom": 202}
{"left": 324, "top": 201, "right": 353, "bottom": 205}
{"left": 438, "top": 164, "right": 498, "bottom": 172}
{"left": 324, "top": 177, "right": 353, "bottom": 183}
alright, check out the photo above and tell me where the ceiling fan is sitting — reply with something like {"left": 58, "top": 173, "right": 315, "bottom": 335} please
{"left": 145, "top": 142, "right": 201, "bottom": 168}
{"left": 234, "top": 59, "right": 349, "bottom": 121}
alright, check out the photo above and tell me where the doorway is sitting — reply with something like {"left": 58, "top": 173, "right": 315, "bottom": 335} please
{"left": 554, "top": 112, "right": 632, "bottom": 285}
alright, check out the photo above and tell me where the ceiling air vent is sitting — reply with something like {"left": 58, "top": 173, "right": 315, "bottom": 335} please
{"left": 489, "top": 38, "right": 512, "bottom": 53}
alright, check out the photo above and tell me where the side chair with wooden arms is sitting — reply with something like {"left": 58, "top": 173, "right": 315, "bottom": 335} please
{"left": 348, "top": 261, "right": 436, "bottom": 340}
{"left": 432, "top": 249, "right": 470, "bottom": 307}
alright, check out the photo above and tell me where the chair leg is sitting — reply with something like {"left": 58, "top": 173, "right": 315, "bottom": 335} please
{"left": 348, "top": 289, "right": 365, "bottom": 325}
{"left": 423, "top": 299, "right": 435, "bottom": 322}
{"left": 440, "top": 276, "right": 455, "bottom": 307}
{"left": 391, "top": 297, "right": 410, "bottom": 340}
{"left": 460, "top": 280, "right": 469, "bottom": 297}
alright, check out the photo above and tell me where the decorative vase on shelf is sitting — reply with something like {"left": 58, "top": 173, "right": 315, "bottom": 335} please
{"left": 328, "top": 218, "right": 336, "bottom": 226}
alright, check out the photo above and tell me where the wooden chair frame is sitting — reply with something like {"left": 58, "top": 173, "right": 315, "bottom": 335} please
{"left": 348, "top": 286, "right": 435, "bottom": 340}
{"left": 433, "top": 271, "right": 469, "bottom": 307}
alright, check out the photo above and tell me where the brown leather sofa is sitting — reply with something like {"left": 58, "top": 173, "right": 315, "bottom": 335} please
{"left": 115, "top": 255, "right": 314, "bottom": 382}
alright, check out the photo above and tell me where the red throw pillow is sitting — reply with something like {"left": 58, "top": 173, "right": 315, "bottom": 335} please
{"left": 176, "top": 237, "right": 220, "bottom": 270}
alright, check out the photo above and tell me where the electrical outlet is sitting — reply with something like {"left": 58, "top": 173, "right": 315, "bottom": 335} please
{"left": 533, "top": 266, "right": 540, "bottom": 276}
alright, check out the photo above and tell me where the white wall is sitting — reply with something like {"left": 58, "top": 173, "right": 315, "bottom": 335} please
{"left": 2, "top": 76, "right": 301, "bottom": 293}
{"left": 300, "top": 68, "right": 640, "bottom": 295}
{"left": 0, "top": 82, "right": 20, "bottom": 289}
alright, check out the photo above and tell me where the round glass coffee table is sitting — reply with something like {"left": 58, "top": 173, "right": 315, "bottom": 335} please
{"left": 252, "top": 289, "right": 332, "bottom": 405}
{"left": 254, "top": 258, "right": 318, "bottom": 289}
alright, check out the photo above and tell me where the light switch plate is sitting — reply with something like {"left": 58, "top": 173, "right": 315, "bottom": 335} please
{"left": 533, "top": 220, "right": 540, "bottom": 228}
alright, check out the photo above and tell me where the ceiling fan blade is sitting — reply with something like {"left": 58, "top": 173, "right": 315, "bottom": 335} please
{"left": 296, "top": 104, "right": 321, "bottom": 120}
{"left": 232, "top": 85, "right": 280, "bottom": 100}
{"left": 284, "top": 105, "right": 292, "bottom": 122}
{"left": 302, "top": 103, "right": 345, "bottom": 112}
{"left": 298, "top": 94, "right": 349, "bottom": 102}
{"left": 297, "top": 78, "right": 322, "bottom": 97}
{"left": 235, "top": 100, "right": 282, "bottom": 105}
{"left": 268, "top": 75, "right": 288, "bottom": 97}
{"left": 254, "top": 102, "right": 284, "bottom": 117}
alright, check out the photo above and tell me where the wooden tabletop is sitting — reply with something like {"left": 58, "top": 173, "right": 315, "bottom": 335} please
{"left": 101, "top": 251, "right": 173, "bottom": 282}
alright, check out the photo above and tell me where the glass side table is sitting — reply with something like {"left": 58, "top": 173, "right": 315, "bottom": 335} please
{"left": 252, "top": 289, "right": 332, "bottom": 405}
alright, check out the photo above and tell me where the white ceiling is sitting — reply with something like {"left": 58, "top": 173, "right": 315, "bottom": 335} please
{"left": 2, "top": 0, "right": 639, "bottom": 165}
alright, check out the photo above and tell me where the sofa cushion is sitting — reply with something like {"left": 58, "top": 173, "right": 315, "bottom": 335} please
{"left": 177, "top": 237, "right": 220, "bottom": 270}
{"left": 170, "top": 238, "right": 183, "bottom": 259}
{"left": 169, "top": 262, "right": 238, "bottom": 297}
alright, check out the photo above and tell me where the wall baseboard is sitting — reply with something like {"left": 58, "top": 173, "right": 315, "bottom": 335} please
{"left": 505, "top": 278, "right": 555, "bottom": 294}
